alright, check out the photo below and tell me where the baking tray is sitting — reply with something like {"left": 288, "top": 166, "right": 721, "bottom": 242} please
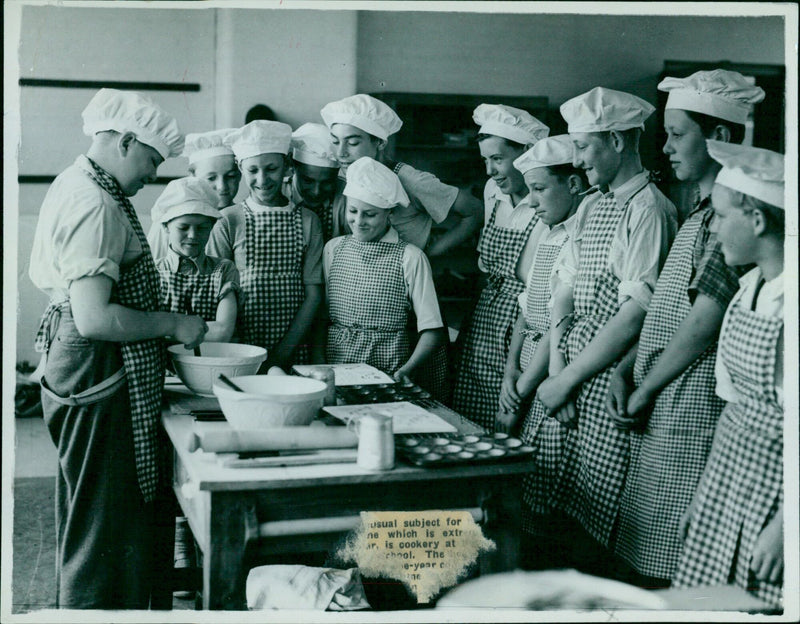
{"left": 396, "top": 432, "right": 534, "bottom": 467}
{"left": 336, "top": 380, "right": 431, "bottom": 404}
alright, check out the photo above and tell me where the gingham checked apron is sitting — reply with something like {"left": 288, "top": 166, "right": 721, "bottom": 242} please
{"left": 673, "top": 291, "right": 783, "bottom": 606}
{"left": 158, "top": 260, "right": 225, "bottom": 321}
{"left": 240, "top": 200, "right": 306, "bottom": 358}
{"left": 326, "top": 236, "right": 411, "bottom": 374}
{"left": 452, "top": 203, "right": 537, "bottom": 431}
{"left": 518, "top": 235, "right": 571, "bottom": 533}
{"left": 552, "top": 186, "right": 646, "bottom": 548}
{"left": 34, "top": 159, "right": 166, "bottom": 502}
{"left": 615, "top": 206, "right": 726, "bottom": 578}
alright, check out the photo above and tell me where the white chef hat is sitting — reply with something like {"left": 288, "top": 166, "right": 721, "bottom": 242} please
{"left": 513, "top": 135, "right": 575, "bottom": 174}
{"left": 152, "top": 177, "right": 222, "bottom": 224}
{"left": 343, "top": 157, "right": 409, "bottom": 210}
{"left": 658, "top": 69, "right": 765, "bottom": 125}
{"left": 473, "top": 103, "right": 550, "bottom": 146}
{"left": 183, "top": 128, "right": 237, "bottom": 165}
{"left": 707, "top": 140, "right": 784, "bottom": 209}
{"left": 82, "top": 88, "right": 184, "bottom": 159}
{"left": 320, "top": 94, "right": 403, "bottom": 142}
{"left": 560, "top": 87, "right": 655, "bottom": 133}
{"left": 291, "top": 123, "right": 340, "bottom": 168}
{"left": 225, "top": 120, "right": 292, "bottom": 161}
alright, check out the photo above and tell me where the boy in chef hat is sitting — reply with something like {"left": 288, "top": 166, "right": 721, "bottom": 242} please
{"left": 609, "top": 70, "right": 766, "bottom": 588}
{"left": 154, "top": 176, "right": 239, "bottom": 343}
{"left": 452, "top": 104, "right": 549, "bottom": 430}
{"left": 207, "top": 120, "right": 324, "bottom": 368}
{"left": 29, "top": 89, "right": 206, "bottom": 608}
{"left": 288, "top": 122, "right": 341, "bottom": 241}
{"left": 323, "top": 156, "right": 445, "bottom": 386}
{"left": 533, "top": 87, "right": 677, "bottom": 573}
{"left": 674, "top": 141, "right": 784, "bottom": 608}
{"left": 320, "top": 94, "right": 482, "bottom": 257}
{"left": 147, "top": 127, "right": 242, "bottom": 259}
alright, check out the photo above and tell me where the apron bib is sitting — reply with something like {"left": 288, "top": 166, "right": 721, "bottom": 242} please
{"left": 674, "top": 297, "right": 783, "bottom": 606}
{"left": 452, "top": 201, "right": 537, "bottom": 430}
{"left": 616, "top": 205, "right": 724, "bottom": 578}
{"left": 327, "top": 236, "right": 410, "bottom": 374}
{"left": 158, "top": 260, "right": 225, "bottom": 321}
{"left": 240, "top": 201, "right": 306, "bottom": 358}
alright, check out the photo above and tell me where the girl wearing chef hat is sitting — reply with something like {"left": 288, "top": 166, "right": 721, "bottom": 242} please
{"left": 147, "top": 127, "right": 242, "bottom": 260}
{"left": 323, "top": 157, "right": 445, "bottom": 387}
{"left": 609, "top": 70, "right": 766, "bottom": 588}
{"left": 452, "top": 103, "right": 550, "bottom": 431}
{"left": 207, "top": 120, "right": 325, "bottom": 369}
{"left": 154, "top": 177, "right": 240, "bottom": 343}
{"left": 674, "top": 141, "right": 785, "bottom": 608}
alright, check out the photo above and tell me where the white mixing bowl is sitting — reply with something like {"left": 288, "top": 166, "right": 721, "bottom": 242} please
{"left": 168, "top": 343, "right": 267, "bottom": 396}
{"left": 212, "top": 375, "right": 328, "bottom": 429}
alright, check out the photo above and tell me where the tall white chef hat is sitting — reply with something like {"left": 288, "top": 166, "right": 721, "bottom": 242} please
{"left": 560, "top": 87, "right": 655, "bottom": 133}
{"left": 82, "top": 88, "right": 184, "bottom": 159}
{"left": 291, "top": 123, "right": 340, "bottom": 168}
{"left": 707, "top": 140, "right": 784, "bottom": 209}
{"left": 183, "top": 128, "right": 237, "bottom": 165}
{"left": 152, "top": 177, "right": 221, "bottom": 224}
{"left": 473, "top": 104, "right": 550, "bottom": 146}
{"left": 343, "top": 157, "right": 410, "bottom": 209}
{"left": 658, "top": 69, "right": 765, "bottom": 125}
{"left": 225, "top": 120, "right": 293, "bottom": 161}
{"left": 320, "top": 94, "right": 403, "bottom": 141}
{"left": 513, "top": 135, "right": 575, "bottom": 174}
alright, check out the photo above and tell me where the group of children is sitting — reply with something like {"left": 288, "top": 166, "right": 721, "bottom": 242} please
{"left": 31, "top": 72, "right": 786, "bottom": 609}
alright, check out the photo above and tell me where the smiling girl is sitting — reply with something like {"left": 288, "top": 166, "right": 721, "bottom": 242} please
{"left": 208, "top": 121, "right": 324, "bottom": 368}
{"left": 323, "top": 157, "right": 444, "bottom": 383}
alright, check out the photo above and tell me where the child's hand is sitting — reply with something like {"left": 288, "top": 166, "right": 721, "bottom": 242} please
{"left": 537, "top": 374, "right": 574, "bottom": 414}
{"left": 552, "top": 400, "right": 578, "bottom": 429}
{"left": 392, "top": 367, "right": 413, "bottom": 384}
{"left": 624, "top": 386, "right": 655, "bottom": 428}
{"left": 678, "top": 497, "right": 698, "bottom": 542}
{"left": 174, "top": 314, "right": 208, "bottom": 350}
{"left": 495, "top": 408, "right": 520, "bottom": 435}
{"left": 751, "top": 514, "right": 783, "bottom": 585}
{"left": 499, "top": 369, "right": 522, "bottom": 413}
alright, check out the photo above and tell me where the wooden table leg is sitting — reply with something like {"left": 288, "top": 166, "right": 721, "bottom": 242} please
{"left": 203, "top": 492, "right": 254, "bottom": 610}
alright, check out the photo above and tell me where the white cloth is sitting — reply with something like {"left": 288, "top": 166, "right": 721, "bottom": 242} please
{"left": 323, "top": 227, "right": 444, "bottom": 332}
{"left": 560, "top": 87, "right": 655, "bottom": 133}
{"left": 182, "top": 128, "right": 237, "bottom": 165}
{"left": 320, "top": 94, "right": 402, "bottom": 141}
{"left": 30, "top": 155, "right": 145, "bottom": 297}
{"left": 513, "top": 134, "right": 574, "bottom": 173}
{"left": 473, "top": 103, "right": 549, "bottom": 145}
{"left": 478, "top": 178, "right": 537, "bottom": 281}
{"left": 246, "top": 565, "right": 370, "bottom": 611}
{"left": 659, "top": 69, "right": 765, "bottom": 125}
{"left": 555, "top": 170, "right": 678, "bottom": 311}
{"left": 291, "top": 123, "right": 339, "bottom": 168}
{"left": 707, "top": 140, "right": 785, "bottom": 208}
{"left": 151, "top": 177, "right": 220, "bottom": 224}
{"left": 226, "top": 120, "right": 292, "bottom": 160}
{"left": 343, "top": 157, "right": 409, "bottom": 209}
{"left": 81, "top": 88, "right": 183, "bottom": 159}
{"left": 517, "top": 214, "right": 577, "bottom": 315}
{"left": 715, "top": 267, "right": 784, "bottom": 404}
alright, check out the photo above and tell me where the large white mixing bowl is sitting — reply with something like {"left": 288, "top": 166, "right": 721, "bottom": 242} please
{"left": 212, "top": 375, "right": 327, "bottom": 429}
{"left": 168, "top": 343, "right": 267, "bottom": 396}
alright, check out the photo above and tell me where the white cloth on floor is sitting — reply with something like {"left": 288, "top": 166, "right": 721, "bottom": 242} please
{"left": 246, "top": 565, "right": 370, "bottom": 611}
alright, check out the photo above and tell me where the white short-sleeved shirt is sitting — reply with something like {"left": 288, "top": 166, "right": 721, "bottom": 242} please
{"left": 555, "top": 170, "right": 678, "bottom": 311}
{"left": 715, "top": 267, "right": 784, "bottom": 405}
{"left": 517, "top": 214, "right": 577, "bottom": 316}
{"left": 30, "top": 155, "right": 146, "bottom": 299}
{"left": 323, "top": 227, "right": 444, "bottom": 332}
{"left": 207, "top": 198, "right": 324, "bottom": 285}
{"left": 478, "top": 178, "right": 537, "bottom": 281}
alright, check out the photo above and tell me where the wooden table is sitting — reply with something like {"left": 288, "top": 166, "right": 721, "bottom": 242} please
{"left": 162, "top": 392, "right": 534, "bottom": 610}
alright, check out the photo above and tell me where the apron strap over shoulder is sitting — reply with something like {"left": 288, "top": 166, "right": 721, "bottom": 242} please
{"left": 40, "top": 366, "right": 127, "bottom": 407}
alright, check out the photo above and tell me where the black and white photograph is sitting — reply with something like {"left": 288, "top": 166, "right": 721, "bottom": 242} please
{"left": 3, "top": 1, "right": 798, "bottom": 621}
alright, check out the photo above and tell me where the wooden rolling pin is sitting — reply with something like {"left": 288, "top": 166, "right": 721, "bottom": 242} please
{"left": 189, "top": 427, "right": 358, "bottom": 453}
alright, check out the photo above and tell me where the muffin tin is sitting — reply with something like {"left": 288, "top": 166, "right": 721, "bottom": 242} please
{"left": 396, "top": 432, "right": 534, "bottom": 467}
{"left": 336, "top": 380, "right": 432, "bottom": 405}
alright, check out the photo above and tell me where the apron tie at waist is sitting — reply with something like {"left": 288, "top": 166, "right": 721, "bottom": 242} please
{"left": 34, "top": 298, "right": 69, "bottom": 354}
{"left": 520, "top": 327, "right": 543, "bottom": 341}
{"left": 487, "top": 274, "right": 525, "bottom": 297}
{"left": 40, "top": 366, "right": 127, "bottom": 407}
{"left": 333, "top": 324, "right": 405, "bottom": 339}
